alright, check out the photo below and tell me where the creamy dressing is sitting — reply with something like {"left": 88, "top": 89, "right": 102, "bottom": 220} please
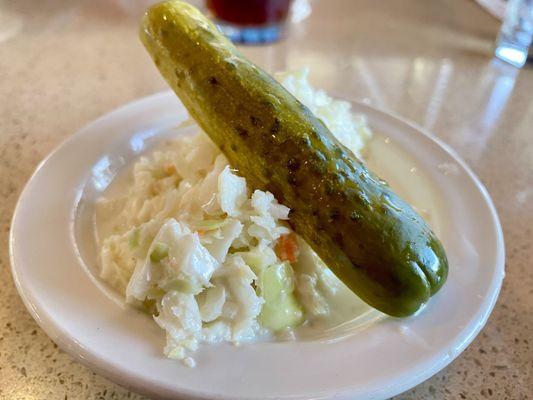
{"left": 93, "top": 130, "right": 441, "bottom": 342}
{"left": 95, "top": 138, "right": 182, "bottom": 245}
{"left": 95, "top": 166, "right": 132, "bottom": 245}
{"left": 294, "top": 133, "right": 444, "bottom": 340}
{"left": 366, "top": 136, "right": 442, "bottom": 233}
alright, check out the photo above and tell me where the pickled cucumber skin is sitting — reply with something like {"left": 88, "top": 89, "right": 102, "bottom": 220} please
{"left": 140, "top": 1, "right": 448, "bottom": 317}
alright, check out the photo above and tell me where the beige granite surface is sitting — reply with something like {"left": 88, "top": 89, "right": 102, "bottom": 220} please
{"left": 0, "top": 0, "right": 531, "bottom": 399}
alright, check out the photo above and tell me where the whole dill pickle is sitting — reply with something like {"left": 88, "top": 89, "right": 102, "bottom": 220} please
{"left": 140, "top": 1, "right": 448, "bottom": 317}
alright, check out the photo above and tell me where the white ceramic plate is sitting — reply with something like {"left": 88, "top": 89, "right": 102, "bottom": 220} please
{"left": 10, "top": 92, "right": 504, "bottom": 400}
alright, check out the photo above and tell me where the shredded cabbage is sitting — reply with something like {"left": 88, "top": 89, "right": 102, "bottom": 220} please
{"left": 97, "top": 69, "right": 373, "bottom": 366}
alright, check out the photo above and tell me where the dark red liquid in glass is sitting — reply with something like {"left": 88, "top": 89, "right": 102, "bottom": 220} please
{"left": 207, "top": 0, "right": 291, "bottom": 26}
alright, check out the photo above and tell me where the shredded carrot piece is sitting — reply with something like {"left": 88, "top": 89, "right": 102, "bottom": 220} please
{"left": 275, "top": 233, "right": 299, "bottom": 263}
{"left": 164, "top": 163, "right": 177, "bottom": 176}
{"left": 151, "top": 181, "right": 162, "bottom": 195}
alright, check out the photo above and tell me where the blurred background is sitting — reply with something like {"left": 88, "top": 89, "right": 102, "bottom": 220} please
{"left": 1, "top": 0, "right": 531, "bottom": 164}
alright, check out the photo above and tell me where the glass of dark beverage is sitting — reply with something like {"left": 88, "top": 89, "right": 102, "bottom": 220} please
{"left": 207, "top": 0, "right": 293, "bottom": 44}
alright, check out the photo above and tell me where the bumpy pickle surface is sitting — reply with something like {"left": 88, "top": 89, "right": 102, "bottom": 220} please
{"left": 140, "top": 0, "right": 448, "bottom": 317}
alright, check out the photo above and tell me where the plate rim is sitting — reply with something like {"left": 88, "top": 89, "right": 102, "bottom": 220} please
{"left": 9, "top": 91, "right": 505, "bottom": 400}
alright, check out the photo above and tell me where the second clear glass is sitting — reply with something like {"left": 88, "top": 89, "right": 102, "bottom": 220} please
{"left": 495, "top": 0, "right": 533, "bottom": 68}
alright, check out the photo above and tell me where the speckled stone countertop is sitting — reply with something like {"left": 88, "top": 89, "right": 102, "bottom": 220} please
{"left": 1, "top": 0, "right": 531, "bottom": 399}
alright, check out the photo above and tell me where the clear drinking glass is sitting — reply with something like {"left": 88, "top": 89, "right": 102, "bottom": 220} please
{"left": 494, "top": 0, "right": 533, "bottom": 68}
{"left": 207, "top": 0, "right": 293, "bottom": 44}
